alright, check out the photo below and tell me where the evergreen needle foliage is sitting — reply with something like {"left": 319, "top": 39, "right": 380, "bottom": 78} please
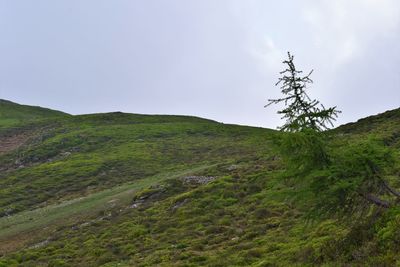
{"left": 267, "top": 52, "right": 399, "bottom": 217}
{"left": 266, "top": 52, "right": 340, "bottom": 132}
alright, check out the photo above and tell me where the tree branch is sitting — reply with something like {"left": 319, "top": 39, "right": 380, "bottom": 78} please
{"left": 382, "top": 179, "right": 400, "bottom": 198}
{"left": 359, "top": 192, "right": 390, "bottom": 208}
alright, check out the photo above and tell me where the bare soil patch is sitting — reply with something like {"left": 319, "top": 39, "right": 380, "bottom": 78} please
{"left": 0, "top": 132, "right": 32, "bottom": 155}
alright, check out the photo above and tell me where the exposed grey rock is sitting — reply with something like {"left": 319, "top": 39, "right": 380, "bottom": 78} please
{"left": 60, "top": 151, "right": 71, "bottom": 157}
{"left": 30, "top": 239, "right": 50, "bottom": 249}
{"left": 171, "top": 198, "right": 189, "bottom": 211}
{"left": 227, "top": 165, "right": 238, "bottom": 171}
{"left": 181, "top": 176, "right": 215, "bottom": 185}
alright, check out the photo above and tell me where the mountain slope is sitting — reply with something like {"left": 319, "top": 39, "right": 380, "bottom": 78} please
{"left": 337, "top": 107, "right": 400, "bottom": 133}
{"left": 0, "top": 101, "right": 399, "bottom": 266}
{"left": 0, "top": 99, "right": 69, "bottom": 128}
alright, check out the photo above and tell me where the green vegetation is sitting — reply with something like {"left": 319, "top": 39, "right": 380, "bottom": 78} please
{"left": 267, "top": 53, "right": 399, "bottom": 217}
{"left": 0, "top": 113, "right": 268, "bottom": 217}
{"left": 0, "top": 100, "right": 399, "bottom": 266}
{"left": 0, "top": 165, "right": 214, "bottom": 240}
{"left": 0, "top": 99, "right": 69, "bottom": 129}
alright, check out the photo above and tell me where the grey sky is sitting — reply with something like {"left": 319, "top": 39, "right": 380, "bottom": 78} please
{"left": 0, "top": 0, "right": 399, "bottom": 128}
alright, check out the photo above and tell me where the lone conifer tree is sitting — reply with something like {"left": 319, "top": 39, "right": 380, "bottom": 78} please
{"left": 266, "top": 52, "right": 399, "bottom": 215}
{"left": 266, "top": 52, "right": 340, "bottom": 132}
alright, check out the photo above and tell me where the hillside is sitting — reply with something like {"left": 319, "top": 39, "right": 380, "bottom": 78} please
{"left": 0, "top": 101, "right": 399, "bottom": 266}
{"left": 0, "top": 99, "right": 69, "bottom": 129}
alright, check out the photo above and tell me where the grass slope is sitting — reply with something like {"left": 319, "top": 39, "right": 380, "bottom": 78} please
{"left": 0, "top": 99, "right": 69, "bottom": 129}
{"left": 0, "top": 101, "right": 399, "bottom": 266}
{"left": 0, "top": 165, "right": 215, "bottom": 253}
{"left": 0, "top": 113, "right": 269, "bottom": 217}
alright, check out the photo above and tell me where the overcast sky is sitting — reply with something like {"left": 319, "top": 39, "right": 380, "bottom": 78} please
{"left": 0, "top": 1, "right": 399, "bottom": 128}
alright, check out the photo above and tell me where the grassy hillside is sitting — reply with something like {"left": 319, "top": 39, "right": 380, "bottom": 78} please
{"left": 0, "top": 101, "right": 399, "bottom": 266}
{"left": 0, "top": 99, "right": 69, "bottom": 129}
{"left": 0, "top": 112, "right": 269, "bottom": 217}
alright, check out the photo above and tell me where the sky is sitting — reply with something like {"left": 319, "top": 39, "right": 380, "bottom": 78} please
{"left": 0, "top": 0, "right": 399, "bottom": 128}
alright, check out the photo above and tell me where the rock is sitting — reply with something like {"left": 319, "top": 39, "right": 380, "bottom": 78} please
{"left": 130, "top": 203, "right": 141, "bottom": 209}
{"left": 30, "top": 239, "right": 50, "bottom": 249}
{"left": 130, "top": 187, "right": 166, "bottom": 208}
{"left": 61, "top": 151, "right": 72, "bottom": 157}
{"left": 181, "top": 176, "right": 215, "bottom": 185}
{"left": 171, "top": 199, "right": 189, "bottom": 211}
{"left": 80, "top": 222, "right": 91, "bottom": 228}
{"left": 227, "top": 165, "right": 238, "bottom": 171}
